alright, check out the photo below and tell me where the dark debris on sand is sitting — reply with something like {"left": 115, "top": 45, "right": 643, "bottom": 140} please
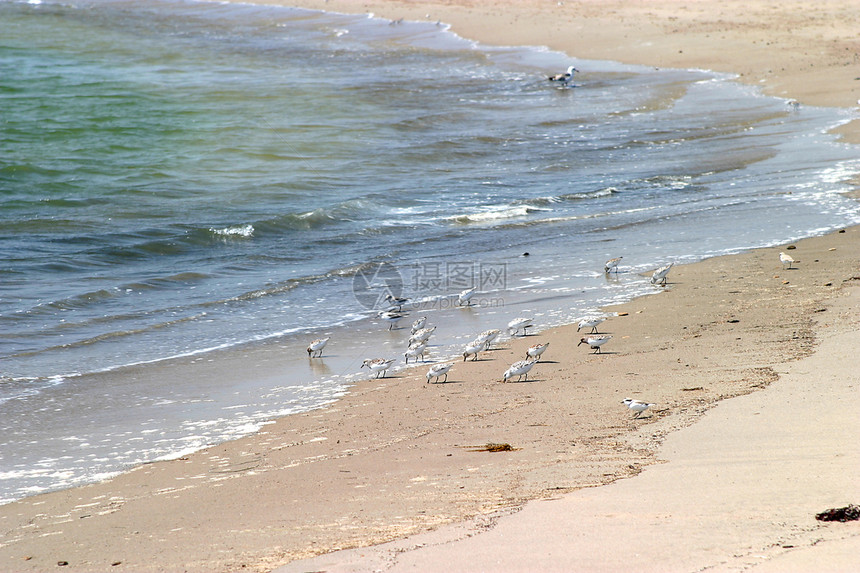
{"left": 815, "top": 504, "right": 860, "bottom": 522}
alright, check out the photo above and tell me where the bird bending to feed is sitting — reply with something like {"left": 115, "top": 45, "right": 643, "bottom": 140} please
{"left": 306, "top": 337, "right": 329, "bottom": 358}
{"left": 604, "top": 256, "right": 622, "bottom": 273}
{"left": 650, "top": 262, "right": 674, "bottom": 285}
{"left": 457, "top": 287, "right": 477, "bottom": 306}
{"left": 408, "top": 326, "right": 436, "bottom": 346}
{"left": 475, "top": 328, "right": 501, "bottom": 349}
{"left": 507, "top": 317, "right": 534, "bottom": 336}
{"left": 404, "top": 341, "right": 428, "bottom": 364}
{"left": 462, "top": 338, "right": 488, "bottom": 362}
{"left": 547, "top": 65, "right": 579, "bottom": 86}
{"left": 378, "top": 311, "right": 405, "bottom": 330}
{"left": 426, "top": 362, "right": 453, "bottom": 384}
{"left": 384, "top": 294, "right": 408, "bottom": 310}
{"left": 361, "top": 358, "right": 395, "bottom": 378}
{"left": 578, "top": 334, "right": 612, "bottom": 353}
{"left": 525, "top": 342, "right": 549, "bottom": 361}
{"left": 411, "top": 316, "right": 427, "bottom": 334}
{"left": 503, "top": 359, "right": 536, "bottom": 383}
{"left": 623, "top": 398, "right": 656, "bottom": 419}
{"left": 779, "top": 251, "right": 795, "bottom": 269}
{"left": 577, "top": 316, "right": 606, "bottom": 334}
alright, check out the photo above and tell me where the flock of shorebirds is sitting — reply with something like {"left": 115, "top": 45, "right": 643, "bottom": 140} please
{"left": 302, "top": 256, "right": 689, "bottom": 421}
{"left": 307, "top": 311, "right": 551, "bottom": 385}
{"left": 305, "top": 249, "right": 797, "bottom": 421}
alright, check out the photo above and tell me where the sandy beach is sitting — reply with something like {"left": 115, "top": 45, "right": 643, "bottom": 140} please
{"left": 279, "top": 274, "right": 860, "bottom": 573}
{"left": 1, "top": 1, "right": 859, "bottom": 572}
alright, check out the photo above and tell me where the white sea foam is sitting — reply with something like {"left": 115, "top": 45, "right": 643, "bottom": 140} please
{"left": 449, "top": 205, "right": 551, "bottom": 224}
{"left": 210, "top": 224, "right": 254, "bottom": 238}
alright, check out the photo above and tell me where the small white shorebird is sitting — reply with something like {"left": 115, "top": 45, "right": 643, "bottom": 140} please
{"left": 426, "top": 362, "right": 453, "bottom": 384}
{"left": 306, "top": 337, "right": 329, "bottom": 358}
{"left": 457, "top": 287, "right": 477, "bottom": 306}
{"left": 507, "top": 317, "right": 534, "bottom": 336}
{"left": 475, "top": 328, "right": 501, "bottom": 350}
{"left": 384, "top": 294, "right": 409, "bottom": 311}
{"left": 525, "top": 342, "right": 549, "bottom": 361}
{"left": 378, "top": 311, "right": 405, "bottom": 330}
{"left": 779, "top": 251, "right": 795, "bottom": 269}
{"left": 622, "top": 398, "right": 656, "bottom": 419}
{"left": 408, "top": 326, "right": 436, "bottom": 346}
{"left": 462, "top": 338, "right": 488, "bottom": 362}
{"left": 404, "top": 341, "right": 428, "bottom": 364}
{"left": 577, "top": 316, "right": 606, "bottom": 334}
{"left": 411, "top": 316, "right": 427, "bottom": 334}
{"left": 604, "top": 256, "right": 622, "bottom": 274}
{"left": 361, "top": 358, "right": 395, "bottom": 378}
{"left": 650, "top": 262, "right": 674, "bottom": 285}
{"left": 578, "top": 334, "right": 612, "bottom": 353}
{"left": 503, "top": 359, "right": 536, "bottom": 383}
{"left": 547, "top": 65, "right": 579, "bottom": 87}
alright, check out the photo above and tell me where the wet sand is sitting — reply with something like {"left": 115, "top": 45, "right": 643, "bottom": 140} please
{"left": 1, "top": 1, "right": 859, "bottom": 571}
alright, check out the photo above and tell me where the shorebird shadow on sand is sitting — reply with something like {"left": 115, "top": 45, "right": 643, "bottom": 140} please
{"left": 579, "top": 347, "right": 618, "bottom": 355}
{"left": 502, "top": 377, "right": 541, "bottom": 384}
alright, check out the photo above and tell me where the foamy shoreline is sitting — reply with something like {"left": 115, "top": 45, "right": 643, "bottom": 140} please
{"left": 1, "top": 1, "right": 859, "bottom": 571}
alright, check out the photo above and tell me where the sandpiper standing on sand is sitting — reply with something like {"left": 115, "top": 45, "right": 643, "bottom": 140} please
{"left": 426, "top": 362, "right": 453, "bottom": 384}
{"left": 623, "top": 398, "right": 656, "bottom": 418}
{"left": 578, "top": 334, "right": 612, "bottom": 353}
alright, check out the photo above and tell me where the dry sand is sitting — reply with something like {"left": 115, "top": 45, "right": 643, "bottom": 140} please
{"left": 1, "top": 1, "right": 859, "bottom": 572}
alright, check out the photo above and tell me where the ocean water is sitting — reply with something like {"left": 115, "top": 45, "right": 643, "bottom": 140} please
{"left": 2, "top": 0, "right": 859, "bottom": 504}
